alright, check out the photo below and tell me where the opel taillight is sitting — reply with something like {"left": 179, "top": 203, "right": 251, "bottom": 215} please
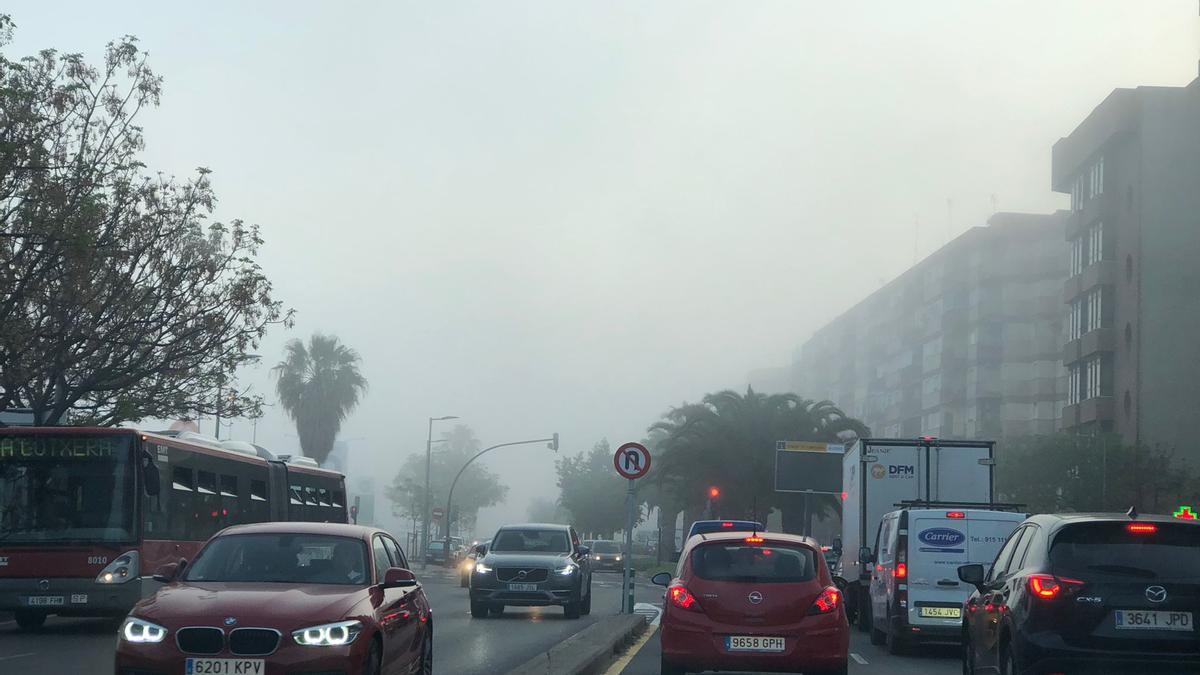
{"left": 668, "top": 585, "right": 701, "bottom": 611}
{"left": 1027, "top": 574, "right": 1084, "bottom": 599}
{"left": 808, "top": 586, "right": 841, "bottom": 615}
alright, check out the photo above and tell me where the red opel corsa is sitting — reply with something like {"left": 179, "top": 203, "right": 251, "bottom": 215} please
{"left": 653, "top": 531, "right": 849, "bottom": 675}
{"left": 114, "top": 522, "right": 432, "bottom": 675}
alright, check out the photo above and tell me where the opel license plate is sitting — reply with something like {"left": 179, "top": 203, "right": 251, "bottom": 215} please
{"left": 508, "top": 583, "right": 539, "bottom": 591}
{"left": 725, "top": 635, "right": 785, "bottom": 652}
{"left": 26, "top": 596, "right": 64, "bottom": 606}
{"left": 919, "top": 606, "right": 961, "bottom": 619}
{"left": 1114, "top": 610, "right": 1192, "bottom": 631}
{"left": 185, "top": 658, "right": 265, "bottom": 674}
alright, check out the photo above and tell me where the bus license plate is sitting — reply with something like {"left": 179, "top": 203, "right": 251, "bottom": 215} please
{"left": 185, "top": 658, "right": 265, "bottom": 674}
{"left": 919, "top": 606, "right": 961, "bottom": 619}
{"left": 26, "top": 596, "right": 64, "bottom": 606}
{"left": 1114, "top": 610, "right": 1192, "bottom": 631}
{"left": 508, "top": 583, "right": 539, "bottom": 591}
{"left": 725, "top": 635, "right": 785, "bottom": 652}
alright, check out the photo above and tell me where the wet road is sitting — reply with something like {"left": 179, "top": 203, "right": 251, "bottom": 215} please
{"left": 0, "top": 568, "right": 661, "bottom": 675}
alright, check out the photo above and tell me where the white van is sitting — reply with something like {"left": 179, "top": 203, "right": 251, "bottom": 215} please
{"left": 864, "top": 507, "right": 1025, "bottom": 654}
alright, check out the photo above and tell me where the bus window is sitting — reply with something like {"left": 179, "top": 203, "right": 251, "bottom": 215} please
{"left": 197, "top": 471, "right": 217, "bottom": 495}
{"left": 318, "top": 488, "right": 331, "bottom": 507}
{"left": 251, "top": 479, "right": 268, "bottom": 502}
{"left": 332, "top": 490, "right": 345, "bottom": 508}
{"left": 289, "top": 485, "right": 303, "bottom": 505}
{"left": 219, "top": 475, "right": 238, "bottom": 498}
{"left": 172, "top": 467, "right": 193, "bottom": 491}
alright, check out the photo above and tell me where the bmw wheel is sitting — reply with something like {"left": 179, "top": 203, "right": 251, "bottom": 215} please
{"left": 420, "top": 631, "right": 433, "bottom": 675}
{"left": 363, "top": 638, "right": 382, "bottom": 675}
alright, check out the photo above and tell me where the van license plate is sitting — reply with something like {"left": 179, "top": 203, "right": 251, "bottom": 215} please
{"left": 1114, "top": 610, "right": 1192, "bottom": 631}
{"left": 508, "top": 583, "right": 539, "bottom": 591}
{"left": 919, "top": 606, "right": 961, "bottom": 618}
{"left": 725, "top": 635, "right": 785, "bottom": 652}
{"left": 26, "top": 596, "right": 64, "bottom": 606}
{"left": 185, "top": 658, "right": 265, "bottom": 674}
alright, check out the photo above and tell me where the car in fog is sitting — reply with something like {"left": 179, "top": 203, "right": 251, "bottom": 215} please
{"left": 460, "top": 540, "right": 489, "bottom": 587}
{"left": 654, "top": 531, "right": 849, "bottom": 675}
{"left": 588, "top": 539, "right": 625, "bottom": 571}
{"left": 468, "top": 523, "right": 593, "bottom": 619}
{"left": 114, "top": 522, "right": 432, "bottom": 675}
{"left": 425, "top": 539, "right": 450, "bottom": 565}
{"left": 959, "top": 512, "right": 1200, "bottom": 674}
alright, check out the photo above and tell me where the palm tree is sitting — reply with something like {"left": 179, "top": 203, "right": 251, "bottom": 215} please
{"left": 651, "top": 387, "right": 869, "bottom": 535}
{"left": 273, "top": 334, "right": 368, "bottom": 466}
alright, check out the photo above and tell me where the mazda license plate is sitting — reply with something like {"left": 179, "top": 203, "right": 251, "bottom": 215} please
{"left": 919, "top": 606, "right": 961, "bottom": 619}
{"left": 1114, "top": 610, "right": 1192, "bottom": 631}
{"left": 725, "top": 635, "right": 785, "bottom": 652}
{"left": 508, "top": 583, "right": 539, "bottom": 591}
{"left": 26, "top": 596, "right": 64, "bottom": 607}
{"left": 185, "top": 658, "right": 265, "bottom": 674}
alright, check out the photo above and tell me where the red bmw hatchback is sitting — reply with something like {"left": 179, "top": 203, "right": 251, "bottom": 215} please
{"left": 114, "top": 522, "right": 432, "bottom": 675}
{"left": 653, "top": 531, "right": 849, "bottom": 675}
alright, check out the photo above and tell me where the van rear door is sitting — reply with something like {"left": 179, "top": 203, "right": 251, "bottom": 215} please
{"left": 907, "top": 511, "right": 972, "bottom": 628}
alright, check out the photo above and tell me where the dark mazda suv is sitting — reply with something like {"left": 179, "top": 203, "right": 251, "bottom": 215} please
{"left": 468, "top": 523, "right": 592, "bottom": 619}
{"left": 959, "top": 511, "right": 1200, "bottom": 674}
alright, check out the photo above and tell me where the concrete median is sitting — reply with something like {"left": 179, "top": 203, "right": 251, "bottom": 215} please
{"left": 505, "top": 613, "right": 647, "bottom": 675}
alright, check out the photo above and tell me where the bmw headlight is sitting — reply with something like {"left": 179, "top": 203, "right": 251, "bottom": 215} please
{"left": 121, "top": 616, "right": 167, "bottom": 643}
{"left": 556, "top": 564, "right": 578, "bottom": 576}
{"left": 292, "top": 619, "right": 363, "bottom": 647}
{"left": 474, "top": 562, "right": 493, "bottom": 574}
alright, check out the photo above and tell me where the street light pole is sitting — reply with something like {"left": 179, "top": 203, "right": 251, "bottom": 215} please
{"left": 445, "top": 434, "right": 559, "bottom": 547}
{"left": 423, "top": 415, "right": 458, "bottom": 560}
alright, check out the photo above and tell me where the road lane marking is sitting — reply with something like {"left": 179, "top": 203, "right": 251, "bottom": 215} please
{"left": 603, "top": 623, "right": 658, "bottom": 675}
{"left": 851, "top": 652, "right": 869, "bottom": 665}
{"left": 0, "top": 653, "right": 34, "bottom": 662}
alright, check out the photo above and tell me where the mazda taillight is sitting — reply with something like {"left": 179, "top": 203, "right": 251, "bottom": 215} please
{"left": 1027, "top": 573, "right": 1084, "bottom": 599}
{"left": 808, "top": 586, "right": 841, "bottom": 615}
{"left": 668, "top": 585, "right": 701, "bottom": 611}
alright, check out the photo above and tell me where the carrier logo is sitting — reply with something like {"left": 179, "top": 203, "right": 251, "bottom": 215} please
{"left": 918, "top": 528, "right": 966, "bottom": 547}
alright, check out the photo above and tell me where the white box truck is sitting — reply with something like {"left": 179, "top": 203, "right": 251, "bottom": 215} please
{"left": 839, "top": 437, "right": 999, "bottom": 628}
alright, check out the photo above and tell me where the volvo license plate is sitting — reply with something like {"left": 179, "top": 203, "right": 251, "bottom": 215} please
{"left": 1114, "top": 610, "right": 1192, "bottom": 631}
{"left": 725, "top": 635, "right": 785, "bottom": 652}
{"left": 185, "top": 658, "right": 265, "bottom": 674}
{"left": 508, "top": 583, "right": 539, "bottom": 591}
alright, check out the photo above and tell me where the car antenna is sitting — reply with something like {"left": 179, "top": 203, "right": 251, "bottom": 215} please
{"left": 1127, "top": 506, "right": 1139, "bottom": 520}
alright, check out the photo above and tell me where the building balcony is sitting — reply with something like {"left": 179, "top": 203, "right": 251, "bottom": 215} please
{"left": 1063, "top": 194, "right": 1116, "bottom": 240}
{"left": 1062, "top": 396, "right": 1116, "bottom": 429}
{"left": 1063, "top": 260, "right": 1117, "bottom": 303}
{"left": 1062, "top": 327, "right": 1116, "bottom": 366}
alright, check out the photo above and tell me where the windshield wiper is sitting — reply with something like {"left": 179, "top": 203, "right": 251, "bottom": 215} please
{"left": 1086, "top": 564, "right": 1157, "bottom": 578}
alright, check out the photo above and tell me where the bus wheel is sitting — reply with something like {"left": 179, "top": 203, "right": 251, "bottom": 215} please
{"left": 15, "top": 610, "right": 46, "bottom": 631}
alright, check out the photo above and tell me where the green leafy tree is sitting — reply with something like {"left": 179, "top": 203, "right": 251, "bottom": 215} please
{"left": 651, "top": 387, "right": 869, "bottom": 534}
{"left": 0, "top": 19, "right": 290, "bottom": 424}
{"left": 273, "top": 334, "right": 367, "bottom": 466}
{"left": 385, "top": 425, "right": 507, "bottom": 537}
{"left": 556, "top": 439, "right": 638, "bottom": 537}
{"left": 527, "top": 496, "right": 569, "bottom": 524}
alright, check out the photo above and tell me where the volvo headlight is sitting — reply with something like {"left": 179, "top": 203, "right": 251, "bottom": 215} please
{"left": 292, "top": 619, "right": 363, "bottom": 647}
{"left": 96, "top": 551, "right": 140, "bottom": 584}
{"left": 474, "top": 562, "right": 493, "bottom": 574}
{"left": 121, "top": 616, "right": 167, "bottom": 643}
{"left": 556, "top": 564, "right": 578, "bottom": 576}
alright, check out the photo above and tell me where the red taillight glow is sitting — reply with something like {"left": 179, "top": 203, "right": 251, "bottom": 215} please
{"left": 668, "top": 585, "right": 700, "bottom": 611}
{"left": 946, "top": 511, "right": 966, "bottom": 519}
{"left": 744, "top": 536, "right": 764, "bottom": 544}
{"left": 1027, "top": 574, "right": 1084, "bottom": 599}
{"left": 840, "top": 491, "right": 847, "bottom": 501}
{"left": 1127, "top": 523, "right": 1158, "bottom": 534}
{"left": 895, "top": 562, "right": 907, "bottom": 579}
{"left": 808, "top": 586, "right": 841, "bottom": 615}
{"left": 722, "top": 522, "right": 733, "bottom": 528}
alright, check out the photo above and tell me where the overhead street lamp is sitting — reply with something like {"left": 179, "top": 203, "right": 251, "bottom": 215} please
{"left": 444, "top": 433, "right": 559, "bottom": 545}
{"left": 215, "top": 353, "right": 261, "bottom": 439}
{"left": 423, "top": 415, "right": 459, "bottom": 558}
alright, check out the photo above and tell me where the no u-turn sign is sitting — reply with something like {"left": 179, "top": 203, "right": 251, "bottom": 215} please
{"left": 613, "top": 442, "right": 651, "bottom": 479}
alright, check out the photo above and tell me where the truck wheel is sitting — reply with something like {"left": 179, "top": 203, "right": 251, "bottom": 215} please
{"left": 14, "top": 610, "right": 46, "bottom": 631}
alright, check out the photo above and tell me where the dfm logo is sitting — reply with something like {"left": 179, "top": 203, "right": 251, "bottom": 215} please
{"left": 889, "top": 464, "right": 915, "bottom": 477}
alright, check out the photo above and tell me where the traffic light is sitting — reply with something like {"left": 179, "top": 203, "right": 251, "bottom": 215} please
{"left": 549, "top": 432, "right": 559, "bottom": 452}
{"left": 708, "top": 486, "right": 720, "bottom": 499}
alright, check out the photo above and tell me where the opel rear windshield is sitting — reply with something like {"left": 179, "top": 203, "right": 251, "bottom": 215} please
{"left": 0, "top": 432, "right": 136, "bottom": 544}
{"left": 691, "top": 542, "right": 816, "bottom": 583}
{"left": 1050, "top": 521, "right": 1200, "bottom": 581}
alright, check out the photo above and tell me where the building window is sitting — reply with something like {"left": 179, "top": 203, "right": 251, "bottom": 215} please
{"left": 1067, "top": 364, "right": 1081, "bottom": 405}
{"left": 1086, "top": 288, "right": 1103, "bottom": 333}
{"left": 1084, "top": 356, "right": 1105, "bottom": 400}
{"left": 1087, "top": 221, "right": 1104, "bottom": 266}
{"left": 1070, "top": 236, "right": 1084, "bottom": 276}
{"left": 1069, "top": 299, "right": 1083, "bottom": 341}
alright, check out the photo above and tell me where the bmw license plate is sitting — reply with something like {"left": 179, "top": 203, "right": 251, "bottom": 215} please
{"left": 1114, "top": 610, "right": 1192, "bottom": 631}
{"left": 508, "top": 583, "right": 539, "bottom": 591}
{"left": 26, "top": 596, "right": 64, "bottom": 606}
{"left": 725, "top": 635, "right": 785, "bottom": 652}
{"left": 185, "top": 658, "right": 265, "bottom": 674}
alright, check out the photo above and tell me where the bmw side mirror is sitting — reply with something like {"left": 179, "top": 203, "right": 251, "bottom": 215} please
{"left": 651, "top": 572, "right": 672, "bottom": 587}
{"left": 384, "top": 567, "right": 418, "bottom": 588}
{"left": 152, "top": 562, "right": 178, "bottom": 583}
{"left": 958, "top": 563, "right": 986, "bottom": 591}
{"left": 858, "top": 547, "right": 874, "bottom": 564}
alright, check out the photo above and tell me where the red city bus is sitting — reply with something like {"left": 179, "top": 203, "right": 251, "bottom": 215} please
{"left": 0, "top": 427, "right": 348, "bottom": 630}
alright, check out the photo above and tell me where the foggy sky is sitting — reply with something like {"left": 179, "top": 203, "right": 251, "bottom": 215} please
{"left": 6, "top": 1, "right": 1197, "bottom": 536}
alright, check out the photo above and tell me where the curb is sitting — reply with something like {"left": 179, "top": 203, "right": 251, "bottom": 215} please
{"left": 505, "top": 614, "right": 647, "bottom": 675}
